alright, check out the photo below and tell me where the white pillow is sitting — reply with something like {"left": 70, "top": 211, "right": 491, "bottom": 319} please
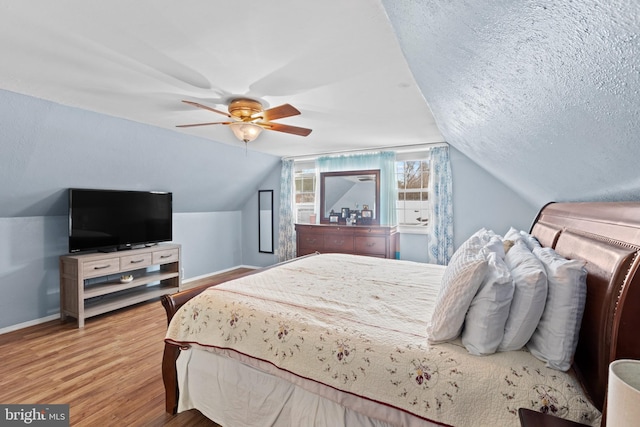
{"left": 527, "top": 247, "right": 587, "bottom": 371}
{"left": 504, "top": 226, "right": 524, "bottom": 243}
{"left": 498, "top": 242, "right": 548, "bottom": 351}
{"left": 520, "top": 230, "right": 542, "bottom": 251}
{"left": 427, "top": 248, "right": 489, "bottom": 344}
{"left": 461, "top": 251, "right": 514, "bottom": 355}
{"left": 484, "top": 235, "right": 506, "bottom": 259}
{"left": 450, "top": 233, "right": 484, "bottom": 265}
{"left": 468, "top": 228, "right": 505, "bottom": 258}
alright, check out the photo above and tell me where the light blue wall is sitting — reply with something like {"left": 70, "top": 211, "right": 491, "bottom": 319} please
{"left": 0, "top": 217, "right": 67, "bottom": 327}
{"left": 0, "top": 213, "right": 245, "bottom": 329}
{"left": 0, "top": 91, "right": 542, "bottom": 331}
{"left": 241, "top": 163, "right": 282, "bottom": 267}
{"left": 0, "top": 90, "right": 280, "bottom": 330}
{"left": 449, "top": 147, "right": 538, "bottom": 247}
{"left": 398, "top": 146, "right": 537, "bottom": 263}
{"left": 0, "top": 89, "right": 281, "bottom": 217}
{"left": 173, "top": 212, "right": 243, "bottom": 277}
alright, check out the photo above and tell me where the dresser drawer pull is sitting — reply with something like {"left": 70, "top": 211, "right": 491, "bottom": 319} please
{"left": 333, "top": 240, "right": 345, "bottom": 245}
{"left": 129, "top": 259, "right": 145, "bottom": 264}
{"left": 305, "top": 238, "right": 317, "bottom": 244}
{"left": 160, "top": 254, "right": 173, "bottom": 259}
{"left": 366, "top": 242, "right": 376, "bottom": 247}
{"left": 93, "top": 264, "right": 111, "bottom": 270}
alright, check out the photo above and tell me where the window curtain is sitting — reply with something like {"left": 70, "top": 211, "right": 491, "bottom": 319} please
{"left": 277, "top": 159, "right": 296, "bottom": 262}
{"left": 316, "top": 152, "right": 397, "bottom": 225}
{"left": 427, "top": 145, "right": 454, "bottom": 265}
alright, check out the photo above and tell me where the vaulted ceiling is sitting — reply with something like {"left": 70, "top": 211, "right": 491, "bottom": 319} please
{"left": 1, "top": 0, "right": 639, "bottom": 210}
{"left": 382, "top": 0, "right": 640, "bottom": 207}
{"left": 0, "top": 0, "right": 443, "bottom": 158}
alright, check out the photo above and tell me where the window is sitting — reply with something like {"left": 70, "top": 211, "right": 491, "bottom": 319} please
{"left": 292, "top": 151, "right": 432, "bottom": 228}
{"left": 294, "top": 160, "right": 316, "bottom": 223}
{"left": 396, "top": 156, "right": 430, "bottom": 227}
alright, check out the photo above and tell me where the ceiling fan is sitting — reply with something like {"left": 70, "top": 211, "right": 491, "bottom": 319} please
{"left": 177, "top": 99, "right": 312, "bottom": 143}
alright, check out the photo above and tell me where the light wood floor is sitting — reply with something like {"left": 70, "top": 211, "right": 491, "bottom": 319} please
{"left": 0, "top": 268, "right": 254, "bottom": 427}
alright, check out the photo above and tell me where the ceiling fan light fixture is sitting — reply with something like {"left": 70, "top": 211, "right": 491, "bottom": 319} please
{"left": 229, "top": 122, "right": 263, "bottom": 143}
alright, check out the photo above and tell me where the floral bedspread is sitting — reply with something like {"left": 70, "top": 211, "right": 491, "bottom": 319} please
{"left": 165, "top": 253, "right": 601, "bottom": 427}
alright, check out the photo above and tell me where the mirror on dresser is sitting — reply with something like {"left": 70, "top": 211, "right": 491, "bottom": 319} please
{"left": 319, "top": 169, "right": 380, "bottom": 225}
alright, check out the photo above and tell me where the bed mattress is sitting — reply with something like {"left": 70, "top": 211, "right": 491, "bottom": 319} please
{"left": 166, "top": 253, "right": 600, "bottom": 426}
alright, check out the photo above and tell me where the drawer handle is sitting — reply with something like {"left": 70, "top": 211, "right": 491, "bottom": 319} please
{"left": 160, "top": 254, "right": 173, "bottom": 259}
{"left": 333, "top": 240, "right": 344, "bottom": 245}
{"left": 366, "top": 243, "right": 376, "bottom": 247}
{"left": 129, "top": 259, "right": 145, "bottom": 264}
{"left": 306, "top": 238, "right": 317, "bottom": 244}
{"left": 93, "top": 264, "right": 111, "bottom": 270}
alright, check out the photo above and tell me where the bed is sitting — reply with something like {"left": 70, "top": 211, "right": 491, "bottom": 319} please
{"left": 161, "top": 201, "right": 640, "bottom": 426}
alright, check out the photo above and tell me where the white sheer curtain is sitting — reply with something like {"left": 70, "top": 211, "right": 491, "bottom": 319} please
{"left": 427, "top": 145, "right": 454, "bottom": 265}
{"left": 316, "top": 152, "right": 397, "bottom": 225}
{"left": 277, "top": 159, "right": 296, "bottom": 262}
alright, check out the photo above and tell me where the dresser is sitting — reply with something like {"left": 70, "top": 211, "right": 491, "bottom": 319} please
{"left": 295, "top": 224, "right": 397, "bottom": 259}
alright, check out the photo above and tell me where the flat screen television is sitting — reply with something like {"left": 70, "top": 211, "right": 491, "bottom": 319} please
{"left": 68, "top": 188, "right": 173, "bottom": 253}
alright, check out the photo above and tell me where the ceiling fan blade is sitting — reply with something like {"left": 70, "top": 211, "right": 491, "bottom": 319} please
{"left": 260, "top": 103, "right": 301, "bottom": 121}
{"left": 176, "top": 121, "right": 232, "bottom": 128}
{"left": 260, "top": 121, "right": 312, "bottom": 137}
{"left": 182, "top": 100, "right": 231, "bottom": 118}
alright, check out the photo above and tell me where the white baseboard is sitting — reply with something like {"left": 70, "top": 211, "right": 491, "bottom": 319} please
{"left": 181, "top": 264, "right": 259, "bottom": 284}
{"left": 2, "top": 265, "right": 262, "bottom": 336}
{"left": 0, "top": 313, "right": 60, "bottom": 336}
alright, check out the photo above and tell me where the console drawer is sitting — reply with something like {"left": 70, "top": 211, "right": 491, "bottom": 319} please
{"left": 120, "top": 253, "right": 152, "bottom": 271}
{"left": 153, "top": 248, "right": 180, "bottom": 264}
{"left": 83, "top": 257, "right": 120, "bottom": 279}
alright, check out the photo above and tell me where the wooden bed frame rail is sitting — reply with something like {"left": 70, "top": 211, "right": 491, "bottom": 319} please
{"left": 161, "top": 269, "right": 258, "bottom": 413}
{"left": 530, "top": 202, "right": 640, "bottom": 414}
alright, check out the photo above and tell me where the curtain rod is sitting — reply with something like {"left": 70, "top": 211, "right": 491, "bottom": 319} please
{"left": 281, "top": 142, "right": 448, "bottom": 161}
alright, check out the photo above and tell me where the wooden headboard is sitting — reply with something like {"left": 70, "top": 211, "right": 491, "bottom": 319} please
{"left": 530, "top": 202, "right": 640, "bottom": 412}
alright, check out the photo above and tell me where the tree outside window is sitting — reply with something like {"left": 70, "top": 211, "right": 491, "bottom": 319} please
{"left": 294, "top": 162, "right": 316, "bottom": 223}
{"left": 396, "top": 159, "right": 430, "bottom": 226}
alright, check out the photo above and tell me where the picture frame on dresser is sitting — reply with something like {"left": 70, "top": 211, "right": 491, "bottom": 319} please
{"left": 361, "top": 209, "right": 372, "bottom": 224}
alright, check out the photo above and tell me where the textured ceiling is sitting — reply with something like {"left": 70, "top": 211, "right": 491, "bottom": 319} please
{"left": 383, "top": 0, "right": 640, "bottom": 207}
{"left": 0, "top": 0, "right": 444, "bottom": 157}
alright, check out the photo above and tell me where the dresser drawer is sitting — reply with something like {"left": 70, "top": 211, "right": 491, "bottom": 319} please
{"left": 298, "top": 234, "right": 324, "bottom": 251}
{"left": 120, "top": 252, "right": 152, "bottom": 271}
{"left": 295, "top": 224, "right": 397, "bottom": 259}
{"left": 353, "top": 227, "right": 390, "bottom": 236}
{"left": 355, "top": 236, "right": 387, "bottom": 255}
{"left": 324, "top": 235, "right": 354, "bottom": 252}
{"left": 153, "top": 248, "right": 180, "bottom": 264}
{"left": 83, "top": 257, "right": 120, "bottom": 279}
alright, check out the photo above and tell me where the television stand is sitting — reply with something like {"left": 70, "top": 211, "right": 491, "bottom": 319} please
{"left": 59, "top": 243, "right": 181, "bottom": 327}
